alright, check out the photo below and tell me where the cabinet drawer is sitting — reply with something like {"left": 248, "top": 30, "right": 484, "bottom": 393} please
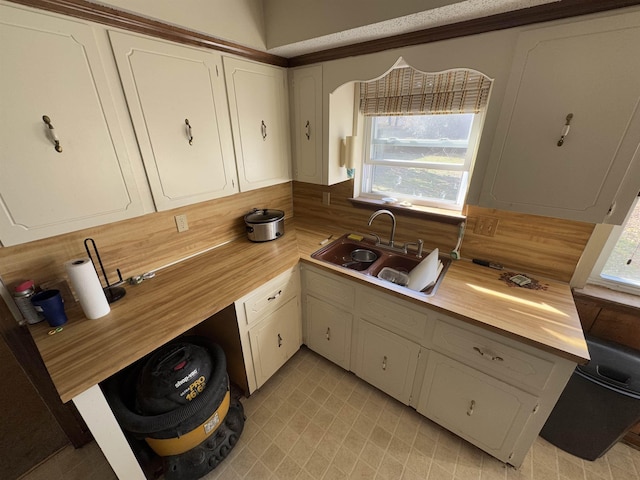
{"left": 432, "top": 319, "right": 554, "bottom": 391}
{"left": 303, "top": 267, "right": 355, "bottom": 310}
{"left": 358, "top": 289, "right": 429, "bottom": 343}
{"left": 417, "top": 352, "right": 538, "bottom": 461}
{"left": 243, "top": 269, "right": 299, "bottom": 326}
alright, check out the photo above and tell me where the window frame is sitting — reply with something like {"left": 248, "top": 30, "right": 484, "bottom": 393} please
{"left": 359, "top": 111, "right": 486, "bottom": 211}
{"left": 587, "top": 195, "right": 640, "bottom": 296}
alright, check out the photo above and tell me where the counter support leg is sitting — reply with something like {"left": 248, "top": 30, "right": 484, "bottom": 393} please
{"left": 73, "top": 384, "right": 145, "bottom": 480}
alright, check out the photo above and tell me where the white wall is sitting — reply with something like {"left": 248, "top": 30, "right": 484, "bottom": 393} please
{"left": 94, "top": 0, "right": 266, "bottom": 50}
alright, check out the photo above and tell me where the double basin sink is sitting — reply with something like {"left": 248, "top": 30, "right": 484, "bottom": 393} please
{"left": 311, "top": 233, "right": 451, "bottom": 296}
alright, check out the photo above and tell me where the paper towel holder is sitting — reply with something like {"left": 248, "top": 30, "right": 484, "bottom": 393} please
{"left": 84, "top": 238, "right": 126, "bottom": 303}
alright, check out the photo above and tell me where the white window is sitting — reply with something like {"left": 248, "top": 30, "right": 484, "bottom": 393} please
{"left": 589, "top": 195, "right": 640, "bottom": 295}
{"left": 358, "top": 67, "right": 491, "bottom": 212}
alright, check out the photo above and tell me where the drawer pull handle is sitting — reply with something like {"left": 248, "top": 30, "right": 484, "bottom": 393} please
{"left": 325, "top": 327, "right": 331, "bottom": 341}
{"left": 305, "top": 120, "right": 311, "bottom": 140}
{"left": 185, "top": 118, "right": 194, "bottom": 145}
{"left": 557, "top": 113, "right": 573, "bottom": 146}
{"left": 277, "top": 333, "right": 283, "bottom": 347}
{"left": 382, "top": 355, "right": 387, "bottom": 371}
{"left": 467, "top": 400, "right": 476, "bottom": 416}
{"left": 268, "top": 290, "right": 282, "bottom": 301}
{"left": 261, "top": 120, "right": 267, "bottom": 140}
{"left": 473, "top": 346, "right": 504, "bottom": 362}
{"left": 42, "top": 115, "right": 62, "bottom": 153}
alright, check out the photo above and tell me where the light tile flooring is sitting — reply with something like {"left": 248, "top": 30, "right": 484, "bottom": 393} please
{"left": 21, "top": 347, "right": 640, "bottom": 480}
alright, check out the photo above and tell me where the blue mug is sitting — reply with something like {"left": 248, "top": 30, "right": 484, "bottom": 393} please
{"left": 31, "top": 290, "right": 67, "bottom": 327}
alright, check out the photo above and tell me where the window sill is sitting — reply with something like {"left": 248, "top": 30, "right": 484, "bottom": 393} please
{"left": 348, "top": 197, "right": 466, "bottom": 224}
{"left": 573, "top": 284, "right": 640, "bottom": 312}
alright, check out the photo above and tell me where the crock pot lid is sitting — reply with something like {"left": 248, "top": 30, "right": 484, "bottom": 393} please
{"left": 245, "top": 209, "right": 284, "bottom": 223}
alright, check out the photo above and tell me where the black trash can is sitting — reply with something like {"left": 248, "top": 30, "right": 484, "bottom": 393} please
{"left": 540, "top": 335, "right": 640, "bottom": 460}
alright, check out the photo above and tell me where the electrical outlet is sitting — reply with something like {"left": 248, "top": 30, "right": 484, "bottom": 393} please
{"left": 322, "top": 192, "right": 331, "bottom": 205}
{"left": 175, "top": 214, "right": 188, "bottom": 232}
{"left": 474, "top": 216, "right": 499, "bottom": 236}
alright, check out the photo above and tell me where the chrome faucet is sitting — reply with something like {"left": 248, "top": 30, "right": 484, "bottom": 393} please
{"left": 367, "top": 209, "right": 397, "bottom": 248}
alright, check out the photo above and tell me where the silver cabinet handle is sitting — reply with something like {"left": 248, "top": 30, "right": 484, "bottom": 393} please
{"left": 305, "top": 120, "right": 310, "bottom": 140}
{"left": 42, "top": 115, "right": 62, "bottom": 153}
{"left": 185, "top": 119, "right": 193, "bottom": 145}
{"left": 261, "top": 120, "right": 267, "bottom": 140}
{"left": 268, "top": 290, "right": 282, "bottom": 301}
{"left": 467, "top": 399, "right": 476, "bottom": 416}
{"left": 557, "top": 113, "right": 573, "bottom": 146}
{"left": 473, "top": 346, "right": 503, "bottom": 362}
{"left": 277, "top": 333, "right": 283, "bottom": 347}
{"left": 325, "top": 327, "right": 331, "bottom": 340}
{"left": 382, "top": 355, "right": 387, "bottom": 371}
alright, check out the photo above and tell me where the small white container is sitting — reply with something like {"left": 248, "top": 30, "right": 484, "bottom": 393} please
{"left": 377, "top": 267, "right": 410, "bottom": 287}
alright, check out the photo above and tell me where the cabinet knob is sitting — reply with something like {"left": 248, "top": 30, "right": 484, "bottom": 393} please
{"left": 557, "top": 113, "right": 573, "bottom": 146}
{"left": 185, "top": 119, "right": 194, "bottom": 145}
{"left": 42, "top": 115, "right": 62, "bottom": 153}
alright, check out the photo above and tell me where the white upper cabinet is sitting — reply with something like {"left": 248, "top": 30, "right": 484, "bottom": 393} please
{"left": 109, "top": 31, "right": 238, "bottom": 210}
{"left": 223, "top": 57, "right": 291, "bottom": 191}
{"left": 292, "top": 65, "right": 323, "bottom": 184}
{"left": 479, "top": 12, "right": 640, "bottom": 224}
{"left": 0, "top": 5, "right": 146, "bottom": 246}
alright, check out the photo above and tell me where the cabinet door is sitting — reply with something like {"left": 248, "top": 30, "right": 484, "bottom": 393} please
{"left": 223, "top": 57, "right": 291, "bottom": 191}
{"left": 305, "top": 295, "right": 352, "bottom": 370}
{"left": 353, "top": 318, "right": 420, "bottom": 405}
{"left": 480, "top": 12, "right": 640, "bottom": 224}
{"left": 0, "top": 5, "right": 145, "bottom": 246}
{"left": 249, "top": 295, "right": 301, "bottom": 389}
{"left": 417, "top": 352, "right": 538, "bottom": 463}
{"left": 292, "top": 65, "right": 323, "bottom": 184}
{"left": 109, "top": 32, "right": 238, "bottom": 210}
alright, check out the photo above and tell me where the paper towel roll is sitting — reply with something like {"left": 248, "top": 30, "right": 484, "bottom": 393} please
{"left": 65, "top": 258, "right": 110, "bottom": 319}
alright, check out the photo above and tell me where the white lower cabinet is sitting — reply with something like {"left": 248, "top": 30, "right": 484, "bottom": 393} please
{"left": 417, "top": 351, "right": 538, "bottom": 463}
{"left": 249, "top": 295, "right": 301, "bottom": 388}
{"left": 353, "top": 318, "right": 420, "bottom": 405}
{"left": 305, "top": 295, "right": 352, "bottom": 370}
{"left": 300, "top": 264, "right": 576, "bottom": 468}
{"left": 235, "top": 267, "right": 301, "bottom": 393}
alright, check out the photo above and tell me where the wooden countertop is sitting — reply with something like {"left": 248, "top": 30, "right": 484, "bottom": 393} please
{"left": 29, "top": 224, "right": 300, "bottom": 403}
{"left": 295, "top": 222, "right": 590, "bottom": 365}
{"left": 31, "top": 219, "right": 589, "bottom": 403}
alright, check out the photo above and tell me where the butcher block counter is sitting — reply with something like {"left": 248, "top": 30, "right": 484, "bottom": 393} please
{"left": 30, "top": 220, "right": 588, "bottom": 405}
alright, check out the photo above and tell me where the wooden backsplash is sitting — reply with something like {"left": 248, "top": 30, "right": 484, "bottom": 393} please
{"left": 0, "top": 183, "right": 293, "bottom": 292}
{"left": 0, "top": 179, "right": 594, "bottom": 296}
{"left": 293, "top": 180, "right": 594, "bottom": 282}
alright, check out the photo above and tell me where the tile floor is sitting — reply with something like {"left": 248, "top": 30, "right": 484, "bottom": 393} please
{"left": 20, "top": 347, "right": 640, "bottom": 480}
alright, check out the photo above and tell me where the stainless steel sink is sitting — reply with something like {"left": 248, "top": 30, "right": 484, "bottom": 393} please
{"left": 311, "top": 233, "right": 450, "bottom": 296}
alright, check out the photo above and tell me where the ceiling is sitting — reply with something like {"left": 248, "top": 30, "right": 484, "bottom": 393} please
{"left": 264, "top": 0, "right": 559, "bottom": 57}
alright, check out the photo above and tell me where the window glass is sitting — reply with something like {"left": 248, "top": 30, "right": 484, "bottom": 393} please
{"left": 599, "top": 199, "right": 640, "bottom": 288}
{"left": 362, "top": 113, "right": 480, "bottom": 210}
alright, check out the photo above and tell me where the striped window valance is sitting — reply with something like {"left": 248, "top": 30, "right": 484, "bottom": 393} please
{"left": 359, "top": 67, "right": 492, "bottom": 116}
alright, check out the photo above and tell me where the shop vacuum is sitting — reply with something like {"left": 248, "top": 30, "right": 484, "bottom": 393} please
{"left": 105, "top": 336, "right": 244, "bottom": 480}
